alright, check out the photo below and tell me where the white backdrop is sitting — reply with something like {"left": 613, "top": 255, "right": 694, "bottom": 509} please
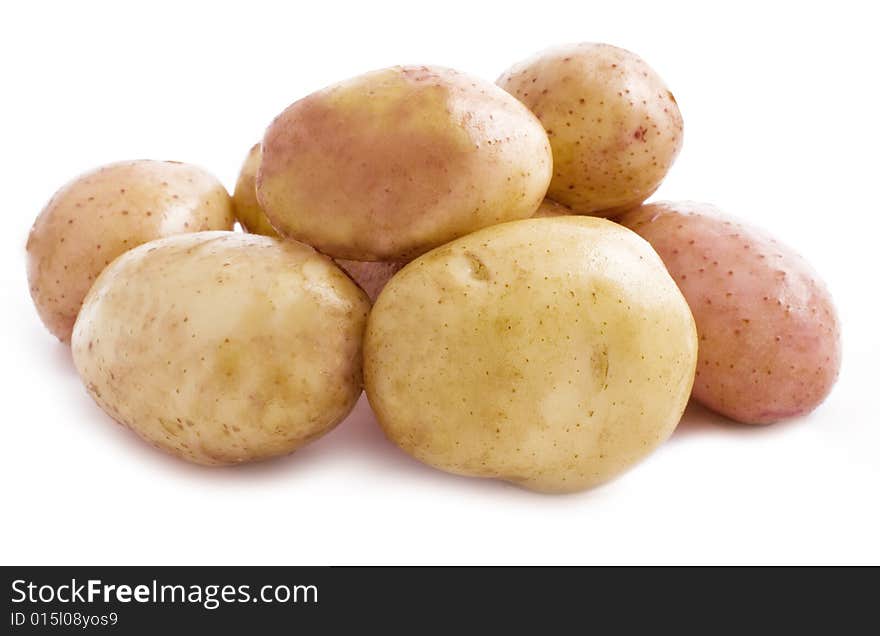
{"left": 2, "top": 0, "right": 877, "bottom": 565}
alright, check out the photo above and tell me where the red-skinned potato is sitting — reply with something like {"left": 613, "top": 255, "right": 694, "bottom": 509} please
{"left": 233, "top": 135, "right": 567, "bottom": 301}
{"left": 333, "top": 260, "right": 405, "bottom": 303}
{"left": 617, "top": 201, "right": 841, "bottom": 424}
{"left": 498, "top": 43, "right": 682, "bottom": 216}
{"left": 26, "top": 160, "right": 235, "bottom": 343}
{"left": 233, "top": 143, "right": 405, "bottom": 301}
{"left": 258, "top": 65, "right": 553, "bottom": 261}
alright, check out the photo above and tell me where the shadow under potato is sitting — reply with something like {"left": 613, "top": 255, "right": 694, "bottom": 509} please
{"left": 47, "top": 298, "right": 805, "bottom": 491}
{"left": 671, "top": 399, "right": 808, "bottom": 442}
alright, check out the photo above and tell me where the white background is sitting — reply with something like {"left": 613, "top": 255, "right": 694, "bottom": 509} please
{"left": 2, "top": 1, "right": 878, "bottom": 565}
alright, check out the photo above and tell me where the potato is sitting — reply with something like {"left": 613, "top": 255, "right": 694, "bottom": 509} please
{"left": 364, "top": 217, "right": 697, "bottom": 493}
{"left": 233, "top": 142, "right": 405, "bottom": 300}
{"left": 498, "top": 43, "right": 683, "bottom": 216}
{"left": 258, "top": 65, "right": 553, "bottom": 261}
{"left": 26, "top": 160, "right": 235, "bottom": 343}
{"left": 335, "top": 259, "right": 405, "bottom": 303}
{"left": 617, "top": 201, "right": 841, "bottom": 424}
{"left": 232, "top": 143, "right": 278, "bottom": 237}
{"left": 72, "top": 231, "right": 370, "bottom": 465}
{"left": 532, "top": 198, "right": 574, "bottom": 217}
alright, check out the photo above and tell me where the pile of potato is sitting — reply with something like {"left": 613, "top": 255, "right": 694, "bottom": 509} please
{"left": 26, "top": 43, "right": 841, "bottom": 493}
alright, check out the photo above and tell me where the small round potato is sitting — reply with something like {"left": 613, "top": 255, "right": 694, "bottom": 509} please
{"left": 364, "top": 217, "right": 698, "bottom": 493}
{"left": 498, "top": 43, "right": 683, "bottom": 216}
{"left": 72, "top": 231, "right": 370, "bottom": 465}
{"left": 27, "top": 160, "right": 235, "bottom": 342}
{"left": 258, "top": 65, "right": 553, "bottom": 261}
{"left": 232, "top": 143, "right": 279, "bottom": 237}
{"left": 234, "top": 142, "right": 406, "bottom": 301}
{"left": 618, "top": 202, "right": 841, "bottom": 424}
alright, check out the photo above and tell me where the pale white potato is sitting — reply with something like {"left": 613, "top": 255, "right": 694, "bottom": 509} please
{"left": 27, "top": 160, "right": 234, "bottom": 342}
{"left": 364, "top": 217, "right": 697, "bottom": 493}
{"left": 72, "top": 231, "right": 370, "bottom": 465}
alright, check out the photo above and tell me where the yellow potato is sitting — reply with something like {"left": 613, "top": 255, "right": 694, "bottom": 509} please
{"left": 232, "top": 143, "right": 278, "bottom": 237}
{"left": 498, "top": 43, "right": 683, "bottom": 216}
{"left": 72, "top": 231, "right": 369, "bottom": 465}
{"left": 26, "top": 160, "right": 234, "bottom": 342}
{"left": 364, "top": 217, "right": 697, "bottom": 493}
{"left": 258, "top": 65, "right": 553, "bottom": 261}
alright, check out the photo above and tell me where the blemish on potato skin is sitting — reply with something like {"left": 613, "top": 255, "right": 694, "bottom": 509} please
{"left": 591, "top": 345, "right": 609, "bottom": 387}
{"left": 463, "top": 251, "right": 490, "bottom": 281}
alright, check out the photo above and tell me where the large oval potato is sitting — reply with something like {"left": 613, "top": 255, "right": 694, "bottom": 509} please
{"left": 364, "top": 217, "right": 698, "bottom": 493}
{"left": 72, "top": 231, "right": 370, "bottom": 465}
{"left": 498, "top": 43, "right": 682, "bottom": 216}
{"left": 27, "top": 160, "right": 235, "bottom": 342}
{"left": 234, "top": 140, "right": 564, "bottom": 302}
{"left": 258, "top": 65, "right": 553, "bottom": 261}
{"left": 233, "top": 142, "right": 406, "bottom": 301}
{"left": 618, "top": 201, "right": 841, "bottom": 424}
{"left": 234, "top": 138, "right": 565, "bottom": 301}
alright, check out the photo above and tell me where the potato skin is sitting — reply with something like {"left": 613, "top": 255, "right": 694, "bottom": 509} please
{"left": 335, "top": 260, "right": 405, "bottom": 303}
{"left": 617, "top": 201, "right": 841, "bottom": 424}
{"left": 258, "top": 65, "right": 553, "bottom": 261}
{"left": 26, "top": 160, "right": 235, "bottom": 343}
{"left": 364, "top": 217, "right": 697, "bottom": 493}
{"left": 532, "top": 198, "right": 574, "bottom": 217}
{"left": 498, "top": 43, "right": 682, "bottom": 216}
{"left": 233, "top": 142, "right": 405, "bottom": 300}
{"left": 72, "top": 231, "right": 370, "bottom": 465}
{"left": 232, "top": 143, "right": 278, "bottom": 237}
